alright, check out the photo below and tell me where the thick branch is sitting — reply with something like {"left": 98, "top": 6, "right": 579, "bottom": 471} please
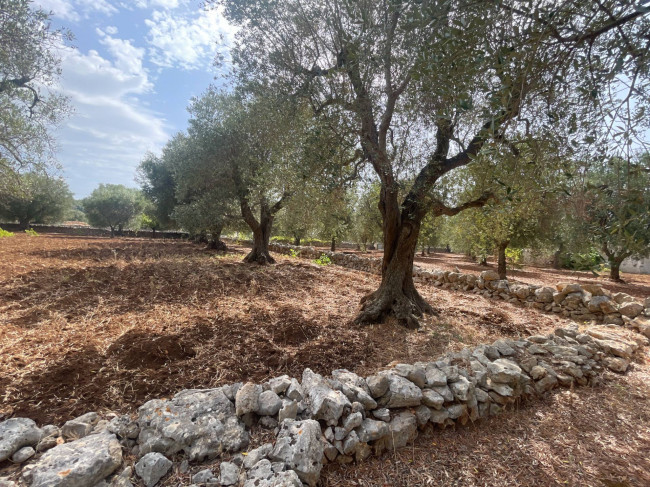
{"left": 0, "top": 76, "right": 32, "bottom": 93}
{"left": 492, "top": 0, "right": 647, "bottom": 46}
{"left": 430, "top": 192, "right": 494, "bottom": 217}
{"left": 240, "top": 197, "right": 260, "bottom": 232}
{"left": 270, "top": 191, "right": 292, "bottom": 214}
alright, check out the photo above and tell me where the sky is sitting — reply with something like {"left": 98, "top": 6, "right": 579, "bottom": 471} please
{"left": 33, "top": 0, "right": 236, "bottom": 198}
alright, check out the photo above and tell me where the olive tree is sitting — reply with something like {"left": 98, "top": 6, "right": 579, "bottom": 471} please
{"left": 220, "top": 0, "right": 648, "bottom": 327}
{"left": 83, "top": 184, "right": 145, "bottom": 237}
{"left": 0, "top": 0, "right": 71, "bottom": 176}
{"left": 351, "top": 182, "right": 382, "bottom": 250}
{"left": 582, "top": 154, "right": 650, "bottom": 281}
{"left": 0, "top": 171, "right": 73, "bottom": 229}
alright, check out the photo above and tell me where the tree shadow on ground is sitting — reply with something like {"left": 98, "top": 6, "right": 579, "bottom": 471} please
{"left": 25, "top": 237, "right": 242, "bottom": 263}
{"left": 1, "top": 298, "right": 378, "bottom": 424}
{"left": 0, "top": 256, "right": 298, "bottom": 327}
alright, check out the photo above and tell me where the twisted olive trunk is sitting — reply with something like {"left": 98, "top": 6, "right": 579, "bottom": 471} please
{"left": 356, "top": 206, "right": 432, "bottom": 329}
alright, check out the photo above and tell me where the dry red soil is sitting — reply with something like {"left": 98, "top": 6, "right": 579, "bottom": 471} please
{"left": 1, "top": 234, "right": 648, "bottom": 486}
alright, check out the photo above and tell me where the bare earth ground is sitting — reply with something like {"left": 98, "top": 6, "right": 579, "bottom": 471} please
{"left": 1, "top": 234, "right": 649, "bottom": 486}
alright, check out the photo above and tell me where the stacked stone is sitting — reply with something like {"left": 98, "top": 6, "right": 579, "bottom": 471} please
{"left": 1, "top": 324, "right": 646, "bottom": 487}
{"left": 417, "top": 269, "right": 649, "bottom": 326}
{"left": 269, "top": 243, "right": 649, "bottom": 326}
{"left": 268, "top": 243, "right": 382, "bottom": 274}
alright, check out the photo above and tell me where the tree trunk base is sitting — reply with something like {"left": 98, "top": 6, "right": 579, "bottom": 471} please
{"left": 207, "top": 240, "right": 228, "bottom": 251}
{"left": 355, "top": 285, "right": 434, "bottom": 329}
{"left": 243, "top": 248, "right": 276, "bottom": 264}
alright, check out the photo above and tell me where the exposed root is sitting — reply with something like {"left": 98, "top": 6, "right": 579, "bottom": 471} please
{"left": 206, "top": 240, "right": 228, "bottom": 251}
{"left": 355, "top": 286, "right": 433, "bottom": 329}
{"left": 243, "top": 248, "right": 276, "bottom": 265}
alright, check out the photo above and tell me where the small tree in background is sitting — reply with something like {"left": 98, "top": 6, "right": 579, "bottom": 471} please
{"left": 83, "top": 184, "right": 145, "bottom": 237}
{"left": 582, "top": 154, "right": 650, "bottom": 281}
{"left": 352, "top": 183, "right": 383, "bottom": 251}
{"left": 418, "top": 213, "right": 446, "bottom": 256}
{"left": 63, "top": 199, "right": 88, "bottom": 223}
{"left": 0, "top": 172, "right": 73, "bottom": 229}
{"left": 137, "top": 149, "right": 179, "bottom": 231}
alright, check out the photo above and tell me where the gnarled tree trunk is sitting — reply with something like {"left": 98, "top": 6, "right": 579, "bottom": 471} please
{"left": 355, "top": 185, "right": 492, "bottom": 328}
{"left": 608, "top": 254, "right": 629, "bottom": 281}
{"left": 18, "top": 218, "right": 30, "bottom": 231}
{"left": 356, "top": 211, "right": 432, "bottom": 329}
{"left": 245, "top": 216, "right": 274, "bottom": 263}
{"left": 207, "top": 224, "right": 227, "bottom": 251}
{"left": 240, "top": 197, "right": 287, "bottom": 264}
{"left": 602, "top": 243, "right": 630, "bottom": 282}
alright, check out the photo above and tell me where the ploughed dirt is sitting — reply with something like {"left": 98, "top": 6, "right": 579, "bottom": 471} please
{"left": 1, "top": 234, "right": 649, "bottom": 486}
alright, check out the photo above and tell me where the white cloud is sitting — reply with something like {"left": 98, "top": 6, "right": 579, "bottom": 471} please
{"left": 105, "top": 25, "right": 119, "bottom": 35}
{"left": 144, "top": 6, "right": 236, "bottom": 70}
{"left": 54, "top": 43, "right": 168, "bottom": 197}
{"left": 96, "top": 29, "right": 152, "bottom": 84}
{"left": 35, "top": 0, "right": 118, "bottom": 21}
{"left": 150, "top": 0, "right": 183, "bottom": 8}
{"left": 34, "top": 0, "right": 80, "bottom": 21}
{"left": 128, "top": 0, "right": 184, "bottom": 10}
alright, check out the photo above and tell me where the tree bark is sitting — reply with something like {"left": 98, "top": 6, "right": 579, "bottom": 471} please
{"left": 553, "top": 243, "right": 564, "bottom": 269}
{"left": 207, "top": 224, "right": 227, "bottom": 251}
{"left": 356, "top": 215, "right": 432, "bottom": 329}
{"left": 603, "top": 244, "right": 629, "bottom": 282}
{"left": 18, "top": 218, "right": 30, "bottom": 231}
{"left": 331, "top": 237, "right": 336, "bottom": 252}
{"left": 245, "top": 216, "right": 274, "bottom": 263}
{"left": 109, "top": 226, "right": 115, "bottom": 238}
{"left": 608, "top": 254, "right": 629, "bottom": 281}
{"left": 240, "top": 199, "right": 277, "bottom": 264}
{"left": 497, "top": 240, "right": 510, "bottom": 280}
{"left": 294, "top": 236, "right": 301, "bottom": 246}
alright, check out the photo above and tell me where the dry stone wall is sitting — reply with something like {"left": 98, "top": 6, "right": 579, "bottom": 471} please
{"left": 269, "top": 243, "right": 650, "bottom": 330}
{"left": 1, "top": 322, "right": 648, "bottom": 487}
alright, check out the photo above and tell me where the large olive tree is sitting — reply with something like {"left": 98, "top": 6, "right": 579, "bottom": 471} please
{"left": 219, "top": 0, "right": 649, "bottom": 327}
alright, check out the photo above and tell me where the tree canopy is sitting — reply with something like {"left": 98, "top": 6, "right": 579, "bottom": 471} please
{"left": 581, "top": 154, "right": 650, "bottom": 280}
{"left": 83, "top": 184, "right": 145, "bottom": 237}
{"left": 217, "top": 0, "right": 649, "bottom": 327}
{"left": 0, "top": 0, "right": 71, "bottom": 177}
{"left": 0, "top": 171, "right": 73, "bottom": 229}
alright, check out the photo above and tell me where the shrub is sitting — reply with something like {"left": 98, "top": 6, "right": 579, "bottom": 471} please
{"left": 24, "top": 228, "right": 39, "bottom": 236}
{"left": 561, "top": 249, "right": 604, "bottom": 271}
{"left": 289, "top": 248, "right": 299, "bottom": 258}
{"left": 314, "top": 253, "right": 332, "bottom": 266}
{"left": 0, "top": 227, "right": 15, "bottom": 238}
